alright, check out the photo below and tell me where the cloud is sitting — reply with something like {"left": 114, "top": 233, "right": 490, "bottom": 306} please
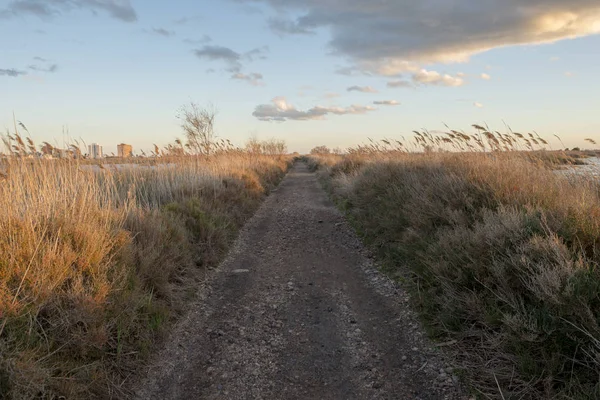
{"left": 253, "top": 97, "right": 376, "bottom": 121}
{"left": 480, "top": 73, "right": 491, "bottom": 80}
{"left": 232, "top": 72, "right": 264, "bottom": 86}
{"left": 194, "top": 44, "right": 268, "bottom": 73}
{"left": 565, "top": 71, "right": 574, "bottom": 77}
{"left": 238, "top": 0, "right": 600, "bottom": 76}
{"left": 347, "top": 85, "right": 378, "bottom": 93}
{"left": 335, "top": 66, "right": 373, "bottom": 76}
{"left": 152, "top": 27, "right": 175, "bottom": 37}
{"left": 268, "top": 17, "right": 315, "bottom": 35}
{"left": 0, "top": 0, "right": 137, "bottom": 22}
{"left": 550, "top": 56, "right": 560, "bottom": 61}
{"left": 194, "top": 45, "right": 242, "bottom": 71}
{"left": 389, "top": 70, "right": 464, "bottom": 89}
{"left": 412, "top": 69, "right": 464, "bottom": 87}
{"left": 194, "top": 45, "right": 240, "bottom": 63}
{"left": 28, "top": 56, "right": 58, "bottom": 73}
{"left": 2, "top": 56, "right": 57, "bottom": 78}
{"left": 373, "top": 100, "right": 400, "bottom": 106}
{"left": 244, "top": 46, "right": 269, "bottom": 61}
{"left": 474, "top": 102, "right": 484, "bottom": 108}
{"left": 387, "top": 79, "right": 413, "bottom": 88}
{"left": 323, "top": 92, "right": 340, "bottom": 99}
{"left": 0, "top": 68, "right": 27, "bottom": 77}
{"left": 29, "top": 63, "right": 58, "bottom": 73}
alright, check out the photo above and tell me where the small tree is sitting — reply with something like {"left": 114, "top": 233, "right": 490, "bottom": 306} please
{"left": 177, "top": 102, "right": 216, "bottom": 156}
{"left": 310, "top": 145, "right": 331, "bottom": 155}
{"left": 245, "top": 137, "right": 263, "bottom": 154}
{"left": 262, "top": 138, "right": 287, "bottom": 155}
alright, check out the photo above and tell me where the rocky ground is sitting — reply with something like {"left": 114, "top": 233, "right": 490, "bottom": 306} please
{"left": 135, "top": 162, "right": 468, "bottom": 400}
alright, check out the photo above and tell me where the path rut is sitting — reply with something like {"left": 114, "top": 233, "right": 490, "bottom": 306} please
{"left": 136, "top": 162, "right": 466, "bottom": 400}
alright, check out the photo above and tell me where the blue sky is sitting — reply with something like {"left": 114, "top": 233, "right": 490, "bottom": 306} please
{"left": 1, "top": 0, "right": 599, "bottom": 154}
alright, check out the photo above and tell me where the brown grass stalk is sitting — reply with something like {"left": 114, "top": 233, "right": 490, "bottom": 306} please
{"left": 0, "top": 139, "right": 290, "bottom": 398}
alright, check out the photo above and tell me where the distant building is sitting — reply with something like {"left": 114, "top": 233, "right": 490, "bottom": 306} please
{"left": 117, "top": 143, "right": 133, "bottom": 158}
{"left": 88, "top": 143, "right": 103, "bottom": 159}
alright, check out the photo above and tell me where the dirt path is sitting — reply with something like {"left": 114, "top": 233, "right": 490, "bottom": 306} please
{"left": 136, "top": 162, "right": 466, "bottom": 400}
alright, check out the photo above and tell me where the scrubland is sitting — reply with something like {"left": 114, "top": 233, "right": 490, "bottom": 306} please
{"left": 310, "top": 129, "right": 600, "bottom": 399}
{"left": 3, "top": 116, "right": 600, "bottom": 400}
{"left": 0, "top": 134, "right": 289, "bottom": 398}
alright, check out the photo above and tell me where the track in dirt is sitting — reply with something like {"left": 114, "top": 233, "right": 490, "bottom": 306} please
{"left": 136, "top": 162, "right": 465, "bottom": 400}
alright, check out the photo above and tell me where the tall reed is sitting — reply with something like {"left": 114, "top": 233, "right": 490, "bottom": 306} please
{"left": 0, "top": 147, "right": 289, "bottom": 398}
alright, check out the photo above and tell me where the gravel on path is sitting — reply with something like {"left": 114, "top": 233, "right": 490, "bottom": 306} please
{"left": 135, "top": 162, "right": 467, "bottom": 400}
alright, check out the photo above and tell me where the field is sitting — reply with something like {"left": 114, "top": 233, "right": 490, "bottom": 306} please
{"left": 0, "top": 140, "right": 290, "bottom": 398}
{"left": 3, "top": 123, "right": 600, "bottom": 399}
{"left": 308, "top": 130, "right": 600, "bottom": 399}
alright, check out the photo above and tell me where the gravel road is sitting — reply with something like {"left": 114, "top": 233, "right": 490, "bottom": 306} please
{"left": 135, "top": 162, "right": 466, "bottom": 400}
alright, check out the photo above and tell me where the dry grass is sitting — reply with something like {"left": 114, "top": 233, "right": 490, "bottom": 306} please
{"left": 312, "top": 129, "right": 600, "bottom": 399}
{"left": 0, "top": 150, "right": 289, "bottom": 398}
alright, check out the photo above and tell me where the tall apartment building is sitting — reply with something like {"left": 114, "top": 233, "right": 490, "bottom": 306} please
{"left": 88, "top": 143, "right": 103, "bottom": 159}
{"left": 117, "top": 143, "right": 133, "bottom": 158}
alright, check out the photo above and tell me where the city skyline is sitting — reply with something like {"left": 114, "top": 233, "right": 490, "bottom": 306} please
{"left": 1, "top": 137, "right": 134, "bottom": 158}
{"left": 1, "top": 1, "right": 599, "bottom": 153}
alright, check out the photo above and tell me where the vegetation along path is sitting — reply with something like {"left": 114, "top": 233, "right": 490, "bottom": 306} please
{"left": 136, "top": 162, "right": 466, "bottom": 400}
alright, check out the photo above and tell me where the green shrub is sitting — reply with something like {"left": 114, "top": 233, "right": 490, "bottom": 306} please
{"left": 322, "top": 153, "right": 600, "bottom": 399}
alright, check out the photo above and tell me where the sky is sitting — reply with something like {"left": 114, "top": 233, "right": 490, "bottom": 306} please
{"left": 1, "top": 0, "right": 599, "bottom": 154}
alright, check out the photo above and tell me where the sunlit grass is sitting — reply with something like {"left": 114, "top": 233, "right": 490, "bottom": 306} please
{"left": 0, "top": 134, "right": 290, "bottom": 398}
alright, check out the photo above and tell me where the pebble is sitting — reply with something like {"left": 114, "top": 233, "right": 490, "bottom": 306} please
{"left": 232, "top": 269, "right": 250, "bottom": 274}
